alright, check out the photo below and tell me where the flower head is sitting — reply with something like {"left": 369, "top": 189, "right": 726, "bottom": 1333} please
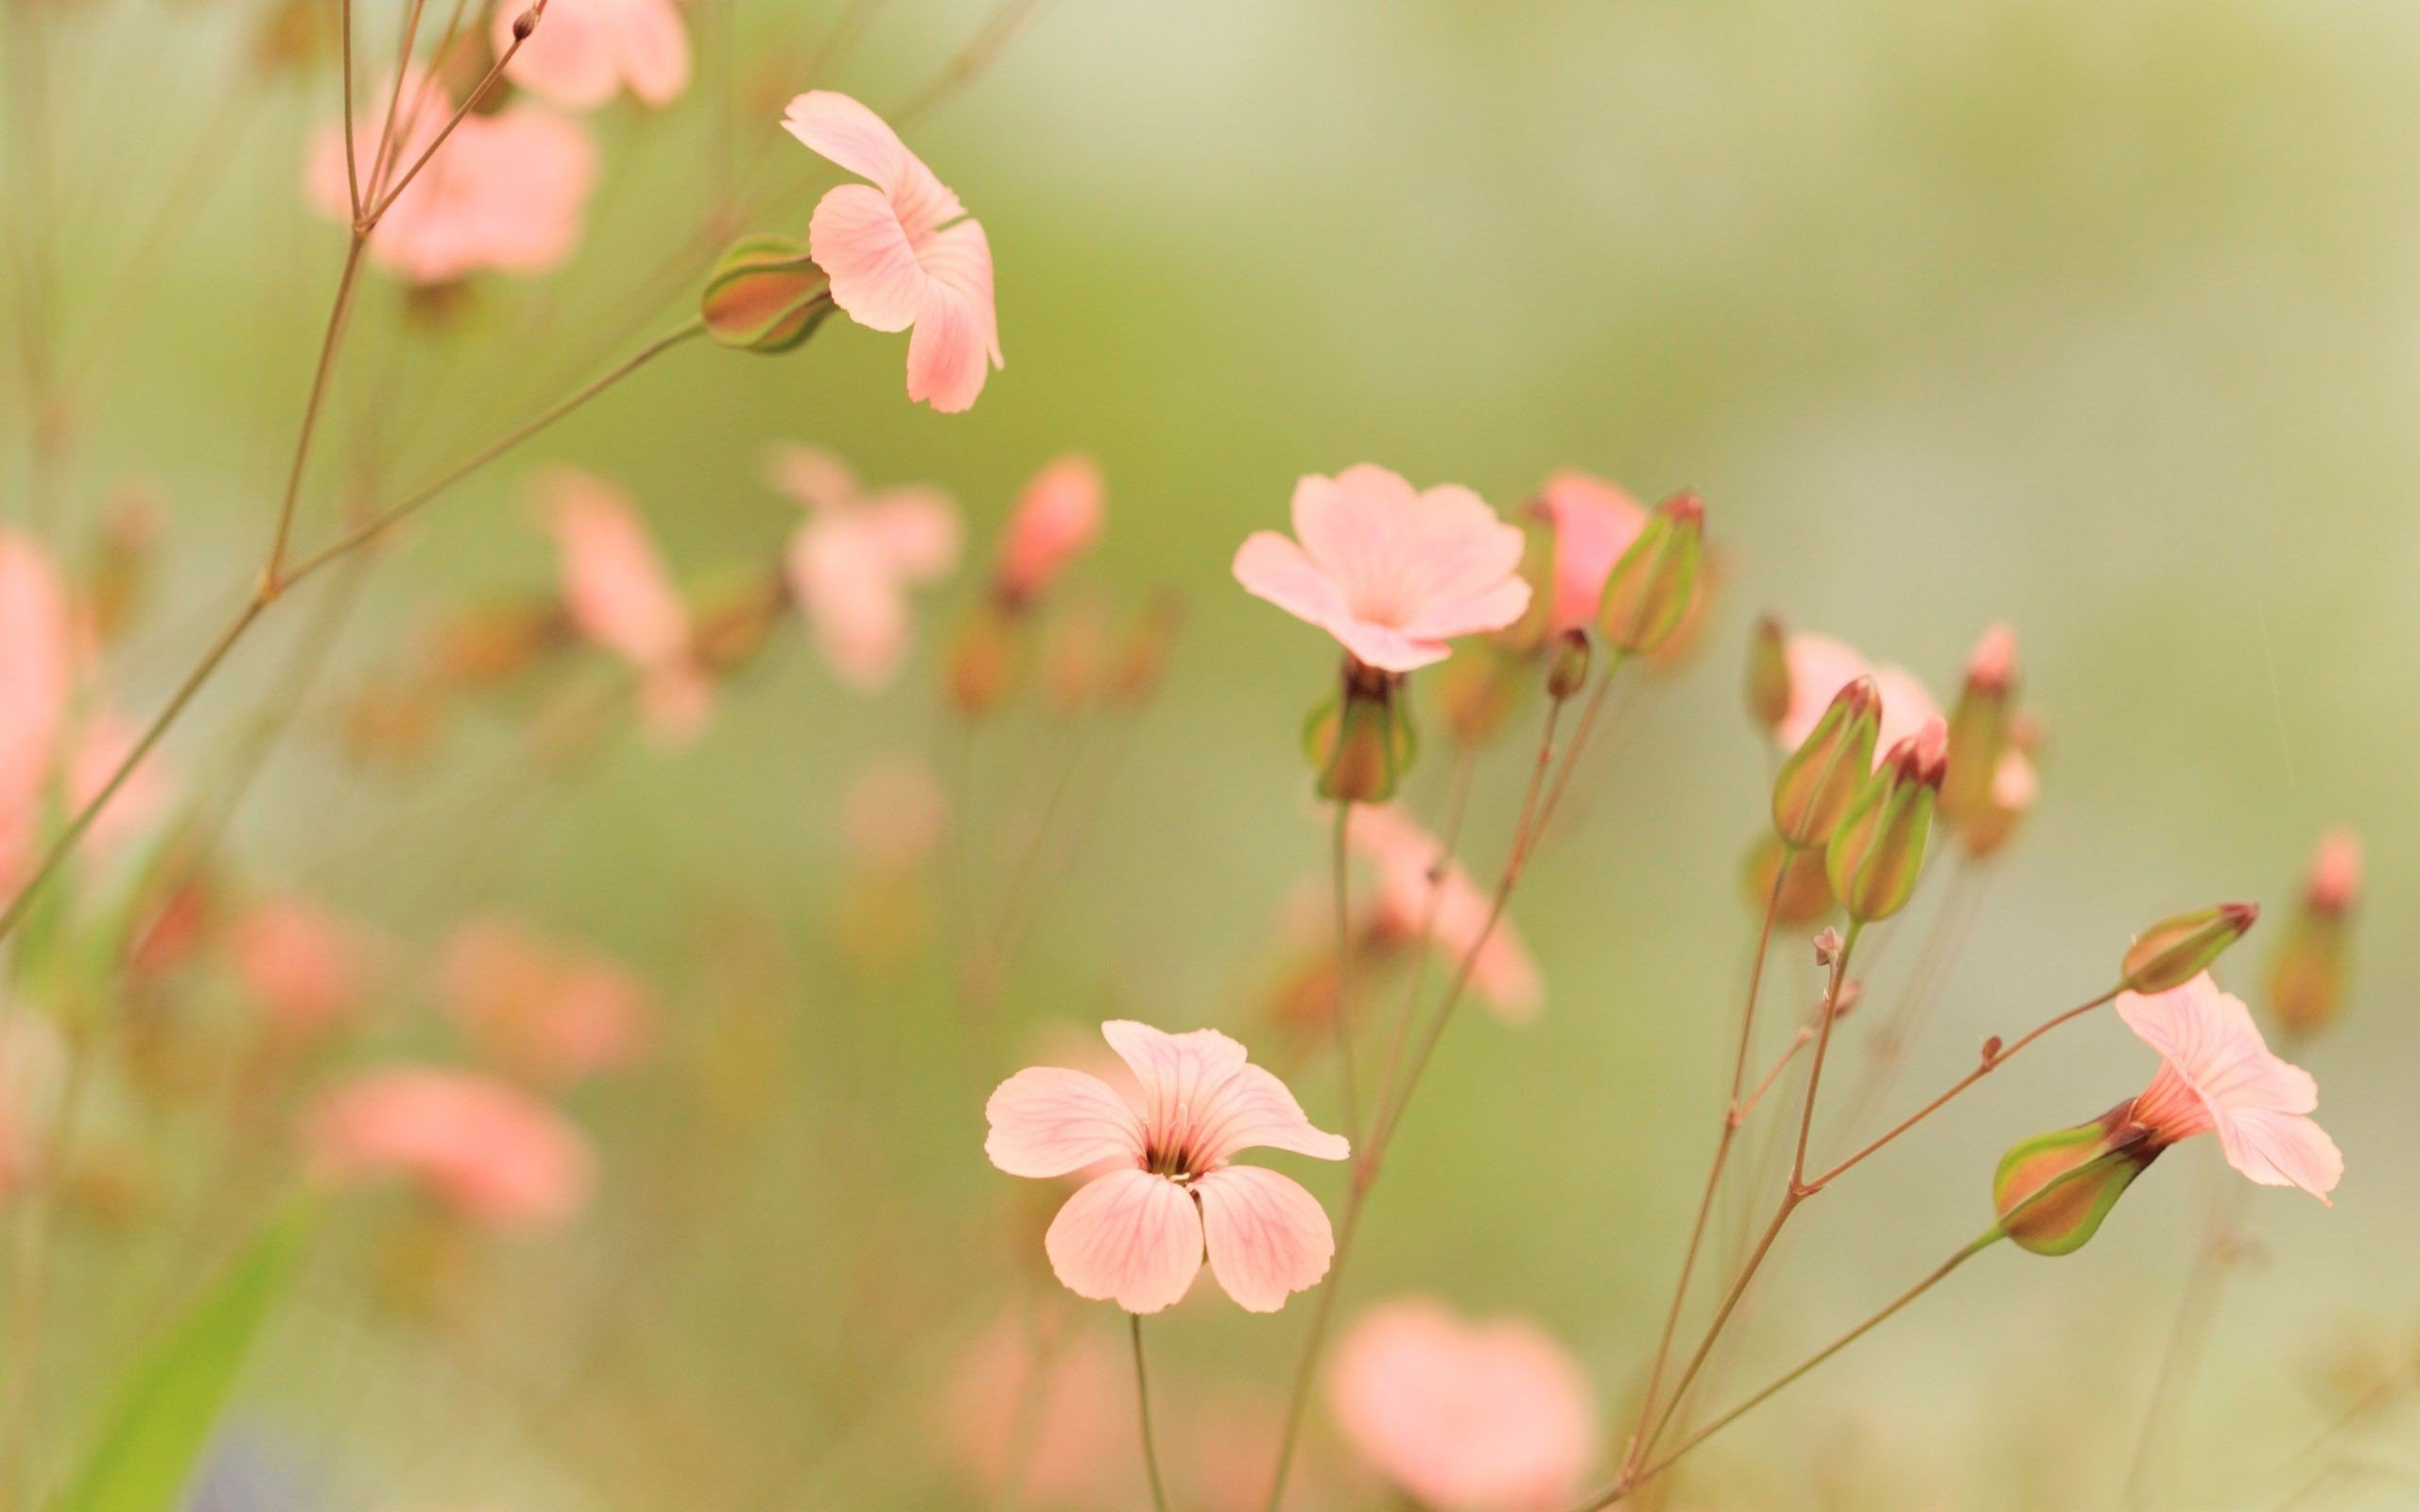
{"left": 1532, "top": 470, "right": 1646, "bottom": 634}
{"left": 306, "top": 1067, "right": 595, "bottom": 1228}
{"left": 995, "top": 454, "right": 1105, "bottom": 603}
{"left": 770, "top": 444, "right": 961, "bottom": 688}
{"left": 441, "top": 919, "right": 652, "bottom": 1088}
{"left": 539, "top": 467, "right": 711, "bottom": 741}
{"left": 1774, "top": 631, "right": 1940, "bottom": 764}
{"left": 493, "top": 0, "right": 689, "bottom": 111}
{"left": 1233, "top": 465, "right": 1530, "bottom": 673}
{"left": 1328, "top": 1297, "right": 1597, "bottom": 1511}
{"left": 2118, "top": 973, "right": 2342, "bottom": 1201}
{"left": 1349, "top": 804, "right": 1540, "bottom": 1019}
{"left": 985, "top": 1021, "right": 1348, "bottom": 1314}
{"left": 785, "top": 91, "right": 1000, "bottom": 412}
{"left": 229, "top": 898, "right": 375, "bottom": 1039}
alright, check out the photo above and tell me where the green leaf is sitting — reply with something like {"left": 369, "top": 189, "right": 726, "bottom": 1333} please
{"left": 51, "top": 1201, "right": 313, "bottom": 1512}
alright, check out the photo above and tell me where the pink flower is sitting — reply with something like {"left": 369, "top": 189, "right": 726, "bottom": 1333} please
{"left": 995, "top": 454, "right": 1105, "bottom": 602}
{"left": 1328, "top": 1297, "right": 1597, "bottom": 1511}
{"left": 2118, "top": 973, "right": 2342, "bottom": 1201}
{"left": 769, "top": 444, "right": 961, "bottom": 689}
{"left": 985, "top": 1021, "right": 1349, "bottom": 1314}
{"left": 306, "top": 1067, "right": 595, "bottom": 1228}
{"left": 539, "top": 467, "right": 711, "bottom": 741}
{"left": 1234, "top": 465, "right": 1531, "bottom": 672}
{"left": 305, "top": 74, "right": 597, "bottom": 284}
{"left": 0, "top": 533, "right": 71, "bottom": 886}
{"left": 493, "top": 0, "right": 689, "bottom": 111}
{"left": 785, "top": 92, "right": 1001, "bottom": 413}
{"left": 2307, "top": 828, "right": 2361, "bottom": 914}
{"left": 1531, "top": 470, "right": 1645, "bottom": 633}
{"left": 1349, "top": 805, "right": 1540, "bottom": 1020}
{"left": 1773, "top": 631, "right": 1941, "bottom": 763}
{"left": 229, "top": 898, "right": 375, "bottom": 1039}
{"left": 441, "top": 919, "right": 651, "bottom": 1088}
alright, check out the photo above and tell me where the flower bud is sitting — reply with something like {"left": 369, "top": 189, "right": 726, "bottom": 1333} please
{"left": 1305, "top": 661, "right": 1416, "bottom": 804}
{"left": 1546, "top": 628, "right": 1591, "bottom": 701}
{"left": 1771, "top": 677, "right": 1881, "bottom": 848}
{"left": 1824, "top": 720, "right": 1946, "bottom": 924}
{"left": 1107, "top": 593, "right": 1183, "bottom": 708}
{"left": 1745, "top": 614, "right": 1790, "bottom": 730}
{"left": 1595, "top": 491, "right": 1703, "bottom": 654}
{"left": 946, "top": 599, "right": 1022, "bottom": 719}
{"left": 2267, "top": 830, "right": 2360, "bottom": 1040}
{"left": 1741, "top": 833, "right": 1834, "bottom": 926}
{"left": 2119, "top": 903, "right": 2257, "bottom": 993}
{"left": 700, "top": 234, "right": 832, "bottom": 353}
{"left": 693, "top": 571, "right": 788, "bottom": 675}
{"left": 1992, "top": 1106, "right": 2157, "bottom": 1256}
{"left": 1941, "top": 624, "right": 2015, "bottom": 827}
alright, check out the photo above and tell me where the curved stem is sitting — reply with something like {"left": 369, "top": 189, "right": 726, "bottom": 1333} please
{"left": 1131, "top": 1314, "right": 1174, "bottom": 1512}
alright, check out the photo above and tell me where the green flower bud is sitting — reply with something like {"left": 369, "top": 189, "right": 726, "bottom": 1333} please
{"left": 1993, "top": 1108, "right": 2158, "bottom": 1256}
{"left": 1305, "top": 661, "right": 1416, "bottom": 803}
{"left": 1771, "top": 677, "right": 1881, "bottom": 848}
{"left": 2120, "top": 903, "right": 2258, "bottom": 993}
{"left": 1941, "top": 624, "right": 2014, "bottom": 828}
{"left": 1824, "top": 721, "right": 1946, "bottom": 924}
{"left": 1745, "top": 613, "right": 1790, "bottom": 731}
{"left": 700, "top": 234, "right": 832, "bottom": 353}
{"left": 1741, "top": 833, "right": 1835, "bottom": 926}
{"left": 1596, "top": 492, "right": 1703, "bottom": 654}
{"left": 1546, "top": 628, "right": 1592, "bottom": 702}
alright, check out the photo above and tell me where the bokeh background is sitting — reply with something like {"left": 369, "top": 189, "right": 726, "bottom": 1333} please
{"left": 8, "top": 0, "right": 2417, "bottom": 1506}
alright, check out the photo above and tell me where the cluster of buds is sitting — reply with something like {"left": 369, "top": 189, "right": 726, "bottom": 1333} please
{"left": 1824, "top": 720, "right": 1947, "bottom": 924}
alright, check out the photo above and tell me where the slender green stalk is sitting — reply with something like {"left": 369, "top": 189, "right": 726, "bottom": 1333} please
{"left": 1131, "top": 1314, "right": 1174, "bottom": 1512}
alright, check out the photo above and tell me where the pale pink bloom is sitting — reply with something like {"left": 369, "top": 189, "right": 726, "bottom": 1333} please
{"left": 841, "top": 757, "right": 948, "bottom": 870}
{"left": 441, "top": 919, "right": 650, "bottom": 1088}
{"left": 996, "top": 455, "right": 1105, "bottom": 602}
{"left": 1992, "top": 747, "right": 2038, "bottom": 813}
{"left": 1233, "top": 465, "right": 1531, "bottom": 672}
{"left": 1348, "top": 805, "right": 1540, "bottom": 1020}
{"left": 1965, "top": 622, "right": 2016, "bottom": 691}
{"left": 307, "top": 1066, "right": 595, "bottom": 1227}
{"left": 305, "top": 74, "right": 597, "bottom": 284}
{"left": 1329, "top": 1297, "right": 1597, "bottom": 1511}
{"left": 943, "top": 1314, "right": 1132, "bottom": 1508}
{"left": 769, "top": 444, "right": 960, "bottom": 688}
{"left": 2118, "top": 973, "right": 2342, "bottom": 1201}
{"left": 229, "top": 898, "right": 375, "bottom": 1038}
{"left": 985, "top": 1021, "right": 1348, "bottom": 1314}
{"left": 2307, "top": 828, "right": 2360, "bottom": 914}
{"left": 0, "top": 533, "right": 71, "bottom": 886}
{"left": 539, "top": 467, "right": 711, "bottom": 742}
{"left": 493, "top": 0, "right": 689, "bottom": 111}
{"left": 1531, "top": 470, "right": 1645, "bottom": 633}
{"left": 1774, "top": 631, "right": 1941, "bottom": 763}
{"left": 785, "top": 92, "right": 1001, "bottom": 413}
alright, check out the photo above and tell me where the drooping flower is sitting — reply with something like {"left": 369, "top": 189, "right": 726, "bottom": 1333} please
{"left": 306, "top": 1067, "right": 596, "bottom": 1227}
{"left": 441, "top": 919, "right": 651, "bottom": 1088}
{"left": 1328, "top": 1297, "right": 1597, "bottom": 1511}
{"left": 784, "top": 91, "right": 1000, "bottom": 413}
{"left": 769, "top": 444, "right": 961, "bottom": 689}
{"left": 985, "top": 1021, "right": 1349, "bottom": 1314}
{"left": 229, "top": 898, "right": 375, "bottom": 1040}
{"left": 1531, "top": 470, "right": 1645, "bottom": 634}
{"left": 1233, "top": 465, "right": 1530, "bottom": 673}
{"left": 995, "top": 454, "right": 1105, "bottom": 604}
{"left": 493, "top": 0, "right": 689, "bottom": 112}
{"left": 538, "top": 467, "right": 711, "bottom": 741}
{"left": 1772, "top": 631, "right": 1941, "bottom": 763}
{"left": 1348, "top": 804, "right": 1540, "bottom": 1020}
{"left": 2118, "top": 973, "right": 2342, "bottom": 1200}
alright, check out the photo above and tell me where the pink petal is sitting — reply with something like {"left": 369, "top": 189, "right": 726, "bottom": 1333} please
{"left": 906, "top": 220, "right": 1000, "bottom": 413}
{"left": 308, "top": 1068, "right": 595, "bottom": 1228}
{"left": 610, "top": 0, "right": 690, "bottom": 107}
{"left": 782, "top": 91, "right": 962, "bottom": 238}
{"left": 997, "top": 455, "right": 1104, "bottom": 599}
{"left": 866, "top": 490, "right": 963, "bottom": 580}
{"left": 1232, "top": 532, "right": 1351, "bottom": 632}
{"left": 1330, "top": 620, "right": 1451, "bottom": 673}
{"left": 986, "top": 1067, "right": 1145, "bottom": 1177}
{"left": 787, "top": 513, "right": 917, "bottom": 688}
{"left": 1534, "top": 470, "right": 1647, "bottom": 632}
{"left": 808, "top": 182, "right": 926, "bottom": 334}
{"left": 497, "top": 0, "right": 621, "bottom": 109}
{"left": 1043, "top": 1168, "right": 1202, "bottom": 1314}
{"left": 1387, "top": 484, "right": 1530, "bottom": 642}
{"left": 541, "top": 468, "right": 690, "bottom": 668}
{"left": 2215, "top": 1105, "right": 2343, "bottom": 1200}
{"left": 1291, "top": 466, "right": 1412, "bottom": 599}
{"left": 764, "top": 443, "right": 862, "bottom": 512}
{"left": 1101, "top": 1020, "right": 1248, "bottom": 1130}
{"left": 1194, "top": 1165, "right": 1335, "bottom": 1313}
{"left": 1192, "top": 1064, "right": 1350, "bottom": 1166}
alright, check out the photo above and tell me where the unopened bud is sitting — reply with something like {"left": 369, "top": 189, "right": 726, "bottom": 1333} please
{"left": 423, "top": 602, "right": 563, "bottom": 688}
{"left": 1824, "top": 720, "right": 1946, "bottom": 924}
{"left": 1595, "top": 491, "right": 1703, "bottom": 654}
{"left": 1546, "top": 628, "right": 1591, "bottom": 701}
{"left": 1772, "top": 677, "right": 1881, "bottom": 848}
{"left": 1746, "top": 613, "right": 1790, "bottom": 730}
{"left": 1993, "top": 1108, "right": 2157, "bottom": 1256}
{"left": 510, "top": 6, "right": 538, "bottom": 40}
{"left": 700, "top": 234, "right": 832, "bottom": 353}
{"left": 1044, "top": 598, "right": 1110, "bottom": 713}
{"left": 2268, "top": 830, "right": 2360, "bottom": 1040}
{"left": 2305, "top": 828, "right": 2361, "bottom": 917}
{"left": 89, "top": 485, "right": 164, "bottom": 645}
{"left": 1741, "top": 833, "right": 1834, "bottom": 926}
{"left": 2120, "top": 902, "right": 2257, "bottom": 993}
{"left": 1941, "top": 623, "right": 2016, "bottom": 826}
{"left": 1305, "top": 660, "right": 1416, "bottom": 804}
{"left": 1108, "top": 593, "right": 1183, "bottom": 707}
{"left": 946, "top": 599, "right": 1022, "bottom": 719}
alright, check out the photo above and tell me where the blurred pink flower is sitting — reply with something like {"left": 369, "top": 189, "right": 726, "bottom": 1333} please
{"left": 441, "top": 919, "right": 651, "bottom": 1088}
{"left": 995, "top": 454, "right": 1104, "bottom": 603}
{"left": 986, "top": 1021, "right": 1348, "bottom": 1314}
{"left": 308, "top": 1067, "right": 595, "bottom": 1227}
{"left": 1234, "top": 465, "right": 1530, "bottom": 672}
{"left": 2307, "top": 827, "right": 2361, "bottom": 914}
{"left": 539, "top": 467, "right": 711, "bottom": 742}
{"left": 0, "top": 532, "right": 72, "bottom": 886}
{"left": 2119, "top": 972, "right": 2342, "bottom": 1201}
{"left": 841, "top": 757, "right": 948, "bottom": 869}
{"left": 1532, "top": 470, "right": 1645, "bottom": 633}
{"left": 1328, "top": 1297, "right": 1597, "bottom": 1511}
{"left": 785, "top": 91, "right": 1001, "bottom": 413}
{"left": 230, "top": 897, "right": 375, "bottom": 1039}
{"left": 305, "top": 73, "right": 597, "bottom": 284}
{"left": 769, "top": 444, "right": 961, "bottom": 689}
{"left": 1348, "top": 805, "right": 1540, "bottom": 1020}
{"left": 1774, "top": 631, "right": 1940, "bottom": 763}
{"left": 943, "top": 1314, "right": 1132, "bottom": 1508}
{"left": 493, "top": 0, "right": 689, "bottom": 111}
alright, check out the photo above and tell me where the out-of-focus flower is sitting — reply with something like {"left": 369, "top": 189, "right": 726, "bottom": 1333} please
{"left": 493, "top": 0, "right": 689, "bottom": 111}
{"left": 2118, "top": 972, "right": 2342, "bottom": 1201}
{"left": 942, "top": 1314, "right": 1132, "bottom": 1509}
{"left": 307, "top": 1066, "right": 595, "bottom": 1228}
{"left": 995, "top": 454, "right": 1104, "bottom": 605}
{"left": 1234, "top": 465, "right": 1530, "bottom": 673}
{"left": 441, "top": 919, "right": 651, "bottom": 1088}
{"left": 0, "top": 532, "right": 71, "bottom": 887}
{"left": 1531, "top": 470, "right": 1645, "bottom": 635}
{"left": 305, "top": 72, "right": 597, "bottom": 284}
{"left": 985, "top": 1021, "right": 1348, "bottom": 1314}
{"left": 2268, "top": 828, "right": 2360, "bottom": 1040}
{"left": 769, "top": 444, "right": 960, "bottom": 689}
{"left": 1328, "top": 1297, "right": 1597, "bottom": 1511}
{"left": 842, "top": 757, "right": 948, "bottom": 871}
{"left": 1349, "top": 805, "right": 1540, "bottom": 1020}
{"left": 229, "top": 897, "right": 375, "bottom": 1040}
{"left": 1773, "top": 631, "right": 1940, "bottom": 765}
{"left": 785, "top": 91, "right": 1000, "bottom": 412}
{"left": 539, "top": 467, "right": 711, "bottom": 742}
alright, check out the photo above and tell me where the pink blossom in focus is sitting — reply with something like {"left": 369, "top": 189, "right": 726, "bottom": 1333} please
{"left": 985, "top": 1021, "right": 1349, "bottom": 1314}
{"left": 441, "top": 919, "right": 651, "bottom": 1088}
{"left": 785, "top": 92, "right": 1001, "bottom": 413}
{"left": 539, "top": 467, "right": 711, "bottom": 742}
{"left": 2118, "top": 973, "right": 2342, "bottom": 1201}
{"left": 307, "top": 1066, "right": 595, "bottom": 1227}
{"left": 1328, "top": 1297, "right": 1598, "bottom": 1511}
{"left": 1348, "top": 804, "right": 1540, "bottom": 1020}
{"left": 1774, "top": 631, "right": 1941, "bottom": 764}
{"left": 1531, "top": 470, "right": 1646, "bottom": 633}
{"left": 493, "top": 0, "right": 689, "bottom": 111}
{"left": 229, "top": 898, "right": 375, "bottom": 1039}
{"left": 996, "top": 454, "right": 1104, "bottom": 602}
{"left": 1233, "top": 465, "right": 1531, "bottom": 672}
{"left": 769, "top": 444, "right": 961, "bottom": 689}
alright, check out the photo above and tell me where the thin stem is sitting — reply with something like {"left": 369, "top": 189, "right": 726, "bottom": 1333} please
{"left": 1789, "top": 922, "right": 1862, "bottom": 1185}
{"left": 1739, "top": 1022, "right": 1817, "bottom": 1121}
{"left": 893, "top": 0, "right": 1052, "bottom": 124}
{"left": 266, "top": 233, "right": 369, "bottom": 580}
{"left": 1367, "top": 742, "right": 1477, "bottom": 1144}
{"left": 339, "top": 0, "right": 362, "bottom": 218}
{"left": 1329, "top": 799, "right": 1360, "bottom": 1137}
{"left": 362, "top": 18, "right": 539, "bottom": 224}
{"left": 1131, "top": 1314, "right": 1174, "bottom": 1512}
